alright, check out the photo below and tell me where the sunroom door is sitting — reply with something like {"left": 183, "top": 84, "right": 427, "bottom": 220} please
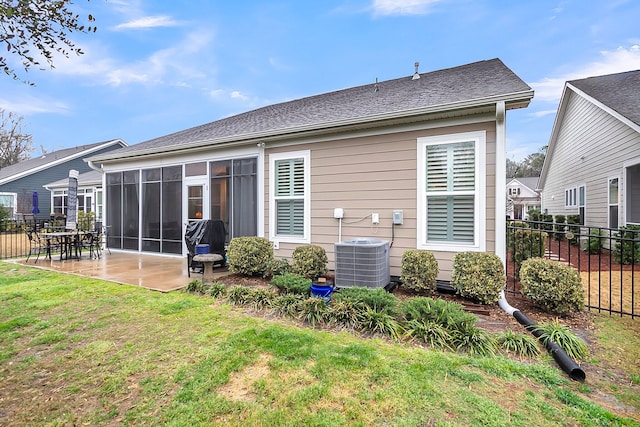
{"left": 185, "top": 179, "right": 209, "bottom": 224}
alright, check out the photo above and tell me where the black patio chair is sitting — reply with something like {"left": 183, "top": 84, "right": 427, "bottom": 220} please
{"left": 25, "top": 228, "right": 51, "bottom": 263}
{"left": 185, "top": 219, "right": 227, "bottom": 277}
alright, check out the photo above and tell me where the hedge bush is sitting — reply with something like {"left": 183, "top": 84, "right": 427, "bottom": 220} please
{"left": 450, "top": 252, "right": 505, "bottom": 304}
{"left": 509, "top": 227, "right": 548, "bottom": 273}
{"left": 291, "top": 245, "right": 328, "bottom": 279}
{"left": 400, "top": 250, "right": 439, "bottom": 294}
{"left": 227, "top": 237, "right": 274, "bottom": 276}
{"left": 566, "top": 214, "right": 581, "bottom": 245}
{"left": 270, "top": 273, "right": 311, "bottom": 295}
{"left": 519, "top": 258, "right": 584, "bottom": 316}
{"left": 613, "top": 225, "right": 640, "bottom": 265}
{"left": 553, "top": 214, "right": 566, "bottom": 241}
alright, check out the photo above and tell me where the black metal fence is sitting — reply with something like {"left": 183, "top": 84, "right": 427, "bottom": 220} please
{"left": 507, "top": 220, "right": 639, "bottom": 319}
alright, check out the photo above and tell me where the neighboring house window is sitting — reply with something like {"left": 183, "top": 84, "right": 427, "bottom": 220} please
{"left": 608, "top": 177, "right": 619, "bottom": 229}
{"left": 53, "top": 190, "right": 68, "bottom": 215}
{"left": 269, "top": 150, "right": 310, "bottom": 243}
{"left": 417, "top": 131, "right": 486, "bottom": 252}
{"left": 626, "top": 162, "right": 640, "bottom": 224}
{"left": 509, "top": 187, "right": 520, "bottom": 196}
{"left": 0, "top": 192, "right": 17, "bottom": 217}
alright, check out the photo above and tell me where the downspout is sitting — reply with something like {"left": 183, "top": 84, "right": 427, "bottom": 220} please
{"left": 498, "top": 291, "right": 586, "bottom": 382}
{"left": 495, "top": 101, "right": 507, "bottom": 265}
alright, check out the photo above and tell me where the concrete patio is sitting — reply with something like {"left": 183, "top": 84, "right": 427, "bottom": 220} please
{"left": 12, "top": 251, "right": 232, "bottom": 292}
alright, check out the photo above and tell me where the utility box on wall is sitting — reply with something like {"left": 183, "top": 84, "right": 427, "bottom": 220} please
{"left": 334, "top": 238, "right": 390, "bottom": 288}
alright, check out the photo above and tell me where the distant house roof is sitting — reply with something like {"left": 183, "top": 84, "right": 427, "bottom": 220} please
{"left": 0, "top": 139, "right": 127, "bottom": 185}
{"left": 508, "top": 177, "right": 539, "bottom": 191}
{"left": 92, "top": 58, "right": 533, "bottom": 162}
{"left": 44, "top": 170, "right": 103, "bottom": 189}
{"left": 568, "top": 69, "right": 640, "bottom": 128}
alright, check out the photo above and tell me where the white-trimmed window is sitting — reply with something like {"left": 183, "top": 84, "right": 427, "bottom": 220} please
{"left": 0, "top": 192, "right": 17, "bottom": 217}
{"left": 608, "top": 177, "right": 619, "bottom": 229}
{"left": 269, "top": 150, "right": 310, "bottom": 243}
{"left": 417, "top": 131, "right": 486, "bottom": 252}
{"left": 625, "top": 161, "right": 640, "bottom": 225}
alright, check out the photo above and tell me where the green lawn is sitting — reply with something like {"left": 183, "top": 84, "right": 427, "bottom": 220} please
{"left": 0, "top": 262, "right": 638, "bottom": 426}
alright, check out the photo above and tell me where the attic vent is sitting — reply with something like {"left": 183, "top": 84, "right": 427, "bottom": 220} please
{"left": 334, "top": 238, "right": 390, "bottom": 289}
{"left": 412, "top": 61, "right": 420, "bottom": 80}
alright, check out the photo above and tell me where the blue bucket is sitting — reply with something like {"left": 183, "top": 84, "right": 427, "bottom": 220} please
{"left": 310, "top": 283, "right": 334, "bottom": 302}
{"left": 195, "top": 244, "right": 209, "bottom": 254}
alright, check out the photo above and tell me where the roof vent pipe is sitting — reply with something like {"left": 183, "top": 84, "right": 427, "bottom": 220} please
{"left": 412, "top": 62, "right": 420, "bottom": 80}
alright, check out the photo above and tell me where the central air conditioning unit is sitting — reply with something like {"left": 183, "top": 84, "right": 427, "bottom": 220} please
{"left": 334, "top": 238, "right": 390, "bottom": 289}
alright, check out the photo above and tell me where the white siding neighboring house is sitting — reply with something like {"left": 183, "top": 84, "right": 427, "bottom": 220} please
{"left": 539, "top": 70, "right": 640, "bottom": 229}
{"left": 88, "top": 59, "right": 533, "bottom": 280}
{"left": 506, "top": 177, "right": 540, "bottom": 220}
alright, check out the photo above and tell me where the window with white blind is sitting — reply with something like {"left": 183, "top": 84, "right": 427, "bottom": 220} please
{"left": 269, "top": 150, "right": 310, "bottom": 243}
{"left": 417, "top": 131, "right": 486, "bottom": 251}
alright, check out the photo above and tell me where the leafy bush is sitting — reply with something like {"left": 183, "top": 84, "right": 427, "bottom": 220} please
{"left": 404, "top": 319, "right": 452, "bottom": 349}
{"left": 227, "top": 285, "right": 253, "bottom": 305}
{"left": 519, "top": 258, "right": 584, "bottom": 316}
{"left": 508, "top": 227, "right": 548, "bottom": 273}
{"left": 208, "top": 282, "right": 227, "bottom": 298}
{"left": 450, "top": 252, "right": 505, "bottom": 304}
{"left": 585, "top": 228, "right": 604, "bottom": 255}
{"left": 358, "top": 308, "right": 402, "bottom": 339}
{"left": 613, "top": 225, "right": 640, "bottom": 265}
{"left": 540, "top": 213, "right": 554, "bottom": 235}
{"left": 400, "top": 250, "right": 439, "bottom": 294}
{"left": 272, "top": 293, "right": 305, "bottom": 317}
{"left": 566, "top": 214, "right": 581, "bottom": 245}
{"left": 291, "top": 245, "right": 328, "bottom": 280}
{"left": 227, "top": 237, "right": 274, "bottom": 276}
{"left": 270, "top": 273, "right": 311, "bottom": 295}
{"left": 535, "top": 319, "right": 588, "bottom": 360}
{"left": 264, "top": 258, "right": 291, "bottom": 278}
{"left": 399, "top": 297, "right": 477, "bottom": 332}
{"left": 298, "top": 297, "right": 329, "bottom": 326}
{"left": 185, "top": 279, "right": 207, "bottom": 294}
{"left": 333, "top": 287, "right": 399, "bottom": 315}
{"left": 527, "top": 208, "right": 541, "bottom": 222}
{"left": 496, "top": 329, "right": 540, "bottom": 358}
{"left": 553, "top": 214, "right": 566, "bottom": 241}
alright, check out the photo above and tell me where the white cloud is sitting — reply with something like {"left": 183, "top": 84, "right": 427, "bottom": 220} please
{"left": 0, "top": 96, "right": 70, "bottom": 115}
{"left": 531, "top": 45, "right": 640, "bottom": 103}
{"left": 371, "top": 0, "right": 442, "bottom": 16}
{"left": 529, "top": 109, "right": 558, "bottom": 118}
{"left": 114, "top": 15, "right": 181, "bottom": 30}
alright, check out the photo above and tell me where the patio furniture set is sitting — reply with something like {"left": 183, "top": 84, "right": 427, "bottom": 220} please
{"left": 24, "top": 225, "right": 105, "bottom": 263}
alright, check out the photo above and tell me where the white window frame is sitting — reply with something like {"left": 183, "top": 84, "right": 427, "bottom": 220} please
{"left": 608, "top": 176, "right": 620, "bottom": 229}
{"left": 0, "top": 192, "right": 17, "bottom": 217}
{"left": 623, "top": 156, "right": 640, "bottom": 225}
{"left": 269, "top": 150, "right": 311, "bottom": 244}
{"left": 417, "top": 131, "right": 486, "bottom": 252}
{"left": 564, "top": 184, "right": 585, "bottom": 209}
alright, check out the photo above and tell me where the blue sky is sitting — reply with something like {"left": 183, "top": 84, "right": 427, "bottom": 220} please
{"left": 1, "top": 0, "right": 639, "bottom": 161}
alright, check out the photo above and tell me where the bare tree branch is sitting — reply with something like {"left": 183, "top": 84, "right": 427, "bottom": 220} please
{"left": 0, "top": 107, "right": 33, "bottom": 168}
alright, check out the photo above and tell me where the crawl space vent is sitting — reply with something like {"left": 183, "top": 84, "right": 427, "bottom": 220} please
{"left": 334, "top": 238, "right": 390, "bottom": 288}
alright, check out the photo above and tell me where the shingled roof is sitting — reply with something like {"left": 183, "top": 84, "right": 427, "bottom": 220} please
{"left": 94, "top": 58, "right": 532, "bottom": 161}
{"left": 0, "top": 139, "right": 126, "bottom": 184}
{"left": 569, "top": 69, "right": 640, "bottom": 128}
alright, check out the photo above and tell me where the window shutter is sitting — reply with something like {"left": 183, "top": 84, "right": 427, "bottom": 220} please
{"left": 274, "top": 157, "right": 305, "bottom": 237}
{"left": 425, "top": 141, "right": 475, "bottom": 244}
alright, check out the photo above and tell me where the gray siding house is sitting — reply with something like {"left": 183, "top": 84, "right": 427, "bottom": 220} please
{"left": 506, "top": 177, "right": 540, "bottom": 220}
{"left": 539, "top": 70, "right": 640, "bottom": 229}
{"left": 0, "top": 139, "right": 127, "bottom": 221}
{"left": 89, "top": 59, "right": 533, "bottom": 280}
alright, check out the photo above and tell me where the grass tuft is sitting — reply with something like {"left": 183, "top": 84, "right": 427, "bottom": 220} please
{"left": 535, "top": 319, "right": 588, "bottom": 360}
{"left": 496, "top": 329, "right": 540, "bottom": 358}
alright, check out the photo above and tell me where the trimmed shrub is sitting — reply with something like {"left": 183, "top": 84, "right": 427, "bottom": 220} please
{"left": 450, "top": 252, "right": 505, "bottom": 304}
{"left": 509, "top": 227, "right": 548, "bottom": 273}
{"left": 227, "top": 237, "right": 274, "bottom": 276}
{"left": 333, "top": 287, "right": 399, "bottom": 315}
{"left": 264, "top": 258, "right": 291, "bottom": 278}
{"left": 527, "top": 208, "right": 541, "bottom": 223}
{"left": 540, "top": 213, "right": 554, "bottom": 236}
{"left": 566, "top": 214, "right": 581, "bottom": 245}
{"left": 291, "top": 245, "right": 328, "bottom": 280}
{"left": 270, "top": 273, "right": 311, "bottom": 295}
{"left": 400, "top": 250, "right": 439, "bottom": 294}
{"left": 553, "top": 214, "right": 566, "bottom": 241}
{"left": 585, "top": 228, "right": 604, "bottom": 255}
{"left": 519, "top": 258, "right": 584, "bottom": 316}
{"left": 613, "top": 225, "right": 640, "bottom": 265}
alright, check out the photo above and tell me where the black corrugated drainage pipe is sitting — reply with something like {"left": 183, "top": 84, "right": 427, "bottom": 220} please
{"left": 498, "top": 291, "right": 586, "bottom": 382}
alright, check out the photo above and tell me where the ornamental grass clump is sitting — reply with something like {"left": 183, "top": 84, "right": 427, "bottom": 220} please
{"left": 496, "top": 329, "right": 540, "bottom": 358}
{"left": 535, "top": 319, "right": 588, "bottom": 360}
{"left": 270, "top": 273, "right": 311, "bottom": 295}
{"left": 450, "top": 252, "right": 505, "bottom": 304}
{"left": 227, "top": 236, "right": 274, "bottom": 276}
{"left": 272, "top": 293, "right": 305, "bottom": 318}
{"left": 400, "top": 249, "right": 439, "bottom": 294}
{"left": 298, "top": 297, "right": 329, "bottom": 326}
{"left": 519, "top": 258, "right": 584, "bottom": 316}
{"left": 291, "top": 245, "right": 328, "bottom": 280}
{"left": 333, "top": 287, "right": 399, "bottom": 315}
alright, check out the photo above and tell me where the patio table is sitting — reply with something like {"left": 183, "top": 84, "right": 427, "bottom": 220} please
{"left": 40, "top": 231, "right": 87, "bottom": 261}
